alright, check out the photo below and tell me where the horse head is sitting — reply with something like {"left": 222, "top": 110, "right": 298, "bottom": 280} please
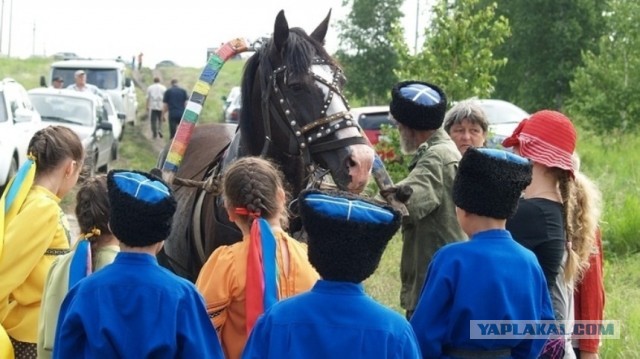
{"left": 239, "top": 10, "right": 375, "bottom": 195}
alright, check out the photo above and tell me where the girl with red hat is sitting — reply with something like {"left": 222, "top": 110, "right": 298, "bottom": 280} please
{"left": 502, "top": 110, "right": 598, "bottom": 358}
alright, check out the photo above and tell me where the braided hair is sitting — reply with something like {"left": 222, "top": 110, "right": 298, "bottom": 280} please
{"left": 27, "top": 125, "right": 84, "bottom": 177}
{"left": 75, "top": 174, "right": 111, "bottom": 239}
{"left": 223, "top": 157, "right": 289, "bottom": 228}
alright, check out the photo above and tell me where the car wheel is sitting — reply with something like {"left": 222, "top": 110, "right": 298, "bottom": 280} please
{"left": 111, "top": 140, "right": 119, "bottom": 161}
{"left": 0, "top": 155, "right": 18, "bottom": 195}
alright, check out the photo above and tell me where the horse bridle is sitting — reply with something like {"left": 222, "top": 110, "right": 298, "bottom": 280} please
{"left": 259, "top": 58, "right": 368, "bottom": 173}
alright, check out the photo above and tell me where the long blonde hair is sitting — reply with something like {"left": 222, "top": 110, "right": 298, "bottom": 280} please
{"left": 561, "top": 155, "right": 603, "bottom": 283}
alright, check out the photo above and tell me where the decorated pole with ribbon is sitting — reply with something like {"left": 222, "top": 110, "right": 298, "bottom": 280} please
{"left": 161, "top": 38, "right": 251, "bottom": 184}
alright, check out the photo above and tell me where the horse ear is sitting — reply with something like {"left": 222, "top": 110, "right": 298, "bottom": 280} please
{"left": 273, "top": 10, "right": 290, "bottom": 52}
{"left": 310, "top": 9, "right": 332, "bottom": 44}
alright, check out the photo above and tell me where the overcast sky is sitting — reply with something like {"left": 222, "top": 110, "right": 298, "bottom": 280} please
{"left": 1, "top": 0, "right": 431, "bottom": 68}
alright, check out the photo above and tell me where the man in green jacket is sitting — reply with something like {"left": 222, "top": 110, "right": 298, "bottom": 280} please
{"left": 389, "top": 81, "right": 467, "bottom": 319}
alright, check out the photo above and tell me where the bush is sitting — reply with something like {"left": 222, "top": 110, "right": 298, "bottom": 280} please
{"left": 376, "top": 124, "right": 409, "bottom": 182}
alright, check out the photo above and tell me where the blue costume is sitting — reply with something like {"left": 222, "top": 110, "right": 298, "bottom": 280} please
{"left": 410, "top": 229, "right": 555, "bottom": 358}
{"left": 242, "top": 280, "right": 421, "bottom": 358}
{"left": 53, "top": 252, "right": 223, "bottom": 358}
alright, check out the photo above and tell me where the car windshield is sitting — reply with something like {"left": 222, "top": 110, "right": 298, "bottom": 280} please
{"left": 480, "top": 101, "right": 529, "bottom": 125}
{"left": 358, "top": 112, "right": 394, "bottom": 130}
{"left": 30, "top": 94, "right": 93, "bottom": 126}
{"left": 52, "top": 68, "right": 119, "bottom": 90}
{"left": 0, "top": 91, "right": 7, "bottom": 122}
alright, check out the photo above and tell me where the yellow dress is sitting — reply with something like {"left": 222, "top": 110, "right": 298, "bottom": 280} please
{"left": 0, "top": 186, "right": 71, "bottom": 344}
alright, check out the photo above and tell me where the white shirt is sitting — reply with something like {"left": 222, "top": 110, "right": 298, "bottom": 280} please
{"left": 146, "top": 83, "right": 167, "bottom": 111}
{"left": 67, "top": 83, "right": 101, "bottom": 96}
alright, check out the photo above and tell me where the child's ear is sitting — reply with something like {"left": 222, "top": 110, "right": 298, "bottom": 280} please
{"left": 64, "top": 159, "right": 76, "bottom": 178}
{"left": 224, "top": 203, "right": 237, "bottom": 222}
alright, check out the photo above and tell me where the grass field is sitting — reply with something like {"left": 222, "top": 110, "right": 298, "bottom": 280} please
{"left": 4, "top": 55, "right": 637, "bottom": 357}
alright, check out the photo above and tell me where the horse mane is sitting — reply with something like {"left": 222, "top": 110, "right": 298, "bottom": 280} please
{"left": 239, "top": 27, "right": 337, "bottom": 154}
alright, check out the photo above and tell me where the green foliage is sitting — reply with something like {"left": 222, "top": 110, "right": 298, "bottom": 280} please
{"left": 577, "top": 131, "right": 640, "bottom": 256}
{"left": 600, "top": 254, "right": 640, "bottom": 357}
{"left": 0, "top": 56, "right": 53, "bottom": 89}
{"left": 112, "top": 124, "right": 159, "bottom": 171}
{"left": 336, "top": 0, "right": 408, "bottom": 105}
{"left": 489, "top": 0, "right": 607, "bottom": 111}
{"left": 397, "top": 0, "right": 510, "bottom": 103}
{"left": 363, "top": 233, "right": 403, "bottom": 313}
{"left": 566, "top": 0, "right": 640, "bottom": 133}
{"left": 376, "top": 124, "right": 409, "bottom": 182}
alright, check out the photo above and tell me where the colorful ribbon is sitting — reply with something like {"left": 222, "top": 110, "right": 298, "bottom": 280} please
{"left": 240, "top": 209, "right": 278, "bottom": 335}
{"left": 162, "top": 38, "right": 250, "bottom": 175}
{"left": 68, "top": 240, "right": 92, "bottom": 288}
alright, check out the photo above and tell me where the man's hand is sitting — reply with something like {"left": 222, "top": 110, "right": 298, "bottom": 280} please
{"left": 380, "top": 185, "right": 413, "bottom": 204}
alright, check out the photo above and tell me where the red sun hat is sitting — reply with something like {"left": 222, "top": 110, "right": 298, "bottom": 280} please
{"left": 502, "top": 110, "right": 577, "bottom": 176}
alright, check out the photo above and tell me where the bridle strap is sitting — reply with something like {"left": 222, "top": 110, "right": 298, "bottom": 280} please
{"left": 309, "top": 136, "right": 367, "bottom": 155}
{"left": 260, "top": 59, "right": 366, "bottom": 167}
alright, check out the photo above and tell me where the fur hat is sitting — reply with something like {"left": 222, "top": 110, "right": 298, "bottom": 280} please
{"left": 389, "top": 81, "right": 447, "bottom": 130}
{"left": 502, "top": 110, "right": 577, "bottom": 176}
{"left": 107, "top": 170, "right": 177, "bottom": 247}
{"left": 453, "top": 147, "right": 532, "bottom": 219}
{"left": 299, "top": 189, "right": 401, "bottom": 283}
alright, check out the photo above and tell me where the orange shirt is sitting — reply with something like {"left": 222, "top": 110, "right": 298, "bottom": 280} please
{"left": 195, "top": 231, "right": 318, "bottom": 359}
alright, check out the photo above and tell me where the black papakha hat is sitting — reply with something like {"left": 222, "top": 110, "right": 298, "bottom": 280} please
{"left": 389, "top": 81, "right": 447, "bottom": 130}
{"left": 453, "top": 147, "right": 532, "bottom": 219}
{"left": 299, "top": 189, "right": 401, "bottom": 283}
{"left": 107, "top": 170, "right": 177, "bottom": 247}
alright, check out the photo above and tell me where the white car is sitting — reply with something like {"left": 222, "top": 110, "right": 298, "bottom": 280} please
{"left": 0, "top": 78, "right": 43, "bottom": 194}
{"left": 99, "top": 93, "right": 123, "bottom": 139}
{"left": 476, "top": 99, "right": 529, "bottom": 148}
{"left": 44, "top": 59, "right": 138, "bottom": 126}
{"left": 28, "top": 88, "right": 115, "bottom": 176}
{"left": 99, "top": 92, "right": 122, "bottom": 160}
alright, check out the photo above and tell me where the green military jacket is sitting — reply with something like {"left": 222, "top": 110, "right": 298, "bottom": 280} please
{"left": 397, "top": 127, "right": 467, "bottom": 312}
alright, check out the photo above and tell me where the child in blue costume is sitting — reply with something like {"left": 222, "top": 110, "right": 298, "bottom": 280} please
{"left": 242, "top": 189, "right": 421, "bottom": 359}
{"left": 53, "top": 170, "right": 223, "bottom": 358}
{"left": 410, "top": 148, "right": 555, "bottom": 358}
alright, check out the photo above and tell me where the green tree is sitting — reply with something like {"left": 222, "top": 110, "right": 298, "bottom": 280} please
{"left": 335, "top": 0, "right": 408, "bottom": 106}
{"left": 397, "top": 0, "right": 510, "bottom": 103}
{"left": 566, "top": 0, "right": 640, "bottom": 134}
{"left": 487, "top": 0, "right": 607, "bottom": 112}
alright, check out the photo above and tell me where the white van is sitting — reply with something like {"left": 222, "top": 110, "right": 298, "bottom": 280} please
{"left": 43, "top": 59, "right": 138, "bottom": 126}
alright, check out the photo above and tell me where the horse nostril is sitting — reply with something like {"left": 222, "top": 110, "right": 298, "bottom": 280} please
{"left": 346, "top": 157, "right": 357, "bottom": 169}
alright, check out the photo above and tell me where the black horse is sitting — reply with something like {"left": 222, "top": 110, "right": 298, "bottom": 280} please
{"left": 157, "top": 10, "right": 376, "bottom": 282}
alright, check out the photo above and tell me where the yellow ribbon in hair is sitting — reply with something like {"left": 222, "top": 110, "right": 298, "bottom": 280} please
{"left": 80, "top": 227, "right": 101, "bottom": 240}
{"left": 0, "top": 154, "right": 35, "bottom": 359}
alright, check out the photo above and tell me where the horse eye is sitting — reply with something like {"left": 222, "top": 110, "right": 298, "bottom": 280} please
{"left": 287, "top": 81, "right": 306, "bottom": 92}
